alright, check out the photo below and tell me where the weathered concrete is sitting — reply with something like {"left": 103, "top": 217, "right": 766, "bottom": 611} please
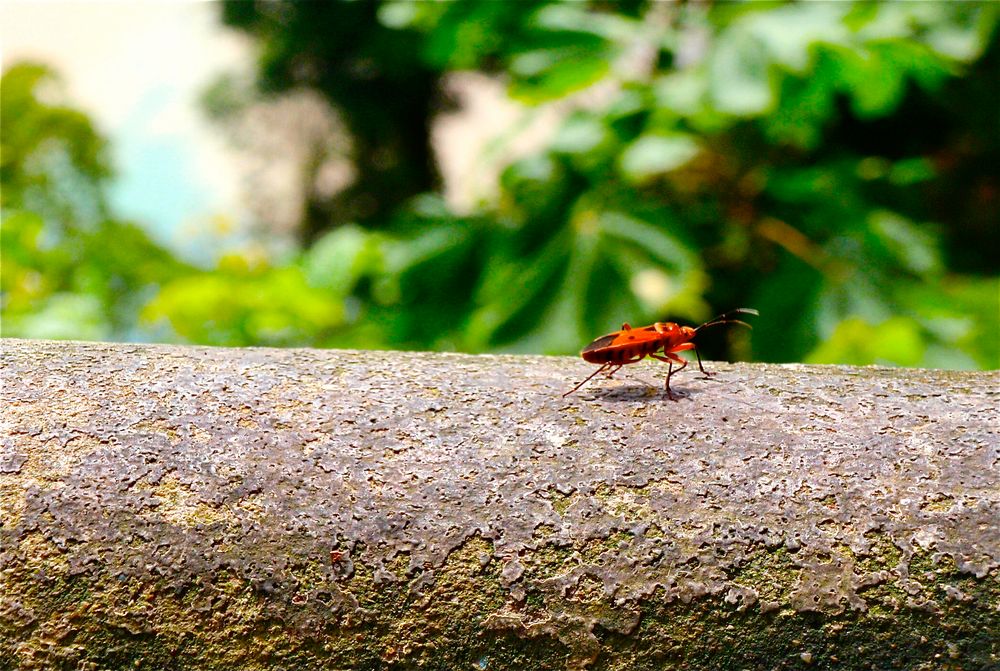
{"left": 1, "top": 338, "right": 997, "bottom": 670}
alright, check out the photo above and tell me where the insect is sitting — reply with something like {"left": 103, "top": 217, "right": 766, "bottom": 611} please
{"left": 563, "top": 308, "right": 758, "bottom": 399}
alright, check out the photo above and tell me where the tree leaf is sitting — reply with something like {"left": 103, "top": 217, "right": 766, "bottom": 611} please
{"left": 619, "top": 133, "right": 700, "bottom": 182}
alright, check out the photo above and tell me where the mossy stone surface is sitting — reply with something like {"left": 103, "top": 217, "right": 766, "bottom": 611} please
{"left": 1, "top": 340, "right": 997, "bottom": 669}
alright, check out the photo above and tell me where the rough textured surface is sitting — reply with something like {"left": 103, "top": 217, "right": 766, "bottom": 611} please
{"left": 1, "top": 338, "right": 998, "bottom": 670}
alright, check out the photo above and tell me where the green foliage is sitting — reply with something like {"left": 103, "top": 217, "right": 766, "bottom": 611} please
{"left": 1, "top": 63, "right": 111, "bottom": 223}
{"left": 329, "top": 0, "right": 998, "bottom": 367}
{"left": 3, "top": 2, "right": 998, "bottom": 370}
{"left": 1, "top": 64, "right": 189, "bottom": 341}
{"left": 356, "top": 0, "right": 997, "bottom": 366}
{"left": 143, "top": 255, "right": 344, "bottom": 347}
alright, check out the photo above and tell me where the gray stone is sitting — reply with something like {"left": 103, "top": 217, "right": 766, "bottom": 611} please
{"left": 1, "top": 339, "right": 997, "bottom": 669}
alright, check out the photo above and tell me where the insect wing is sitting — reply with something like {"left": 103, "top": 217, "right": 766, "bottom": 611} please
{"left": 581, "top": 332, "right": 620, "bottom": 355}
{"left": 584, "top": 326, "right": 661, "bottom": 354}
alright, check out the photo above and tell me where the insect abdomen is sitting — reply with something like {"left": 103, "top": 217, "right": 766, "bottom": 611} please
{"left": 581, "top": 337, "right": 661, "bottom": 364}
{"left": 582, "top": 348, "right": 617, "bottom": 364}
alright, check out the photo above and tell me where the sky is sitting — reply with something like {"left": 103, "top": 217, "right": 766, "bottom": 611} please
{"left": 1, "top": 2, "right": 252, "bottom": 258}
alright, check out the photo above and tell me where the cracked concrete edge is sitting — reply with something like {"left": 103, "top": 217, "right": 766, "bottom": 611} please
{"left": 1, "top": 339, "right": 998, "bottom": 670}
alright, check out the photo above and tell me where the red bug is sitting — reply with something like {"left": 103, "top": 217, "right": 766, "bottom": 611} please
{"left": 563, "top": 308, "right": 758, "bottom": 399}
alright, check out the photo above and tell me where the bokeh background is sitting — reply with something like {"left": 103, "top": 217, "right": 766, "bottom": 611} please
{"left": 3, "top": 1, "right": 998, "bottom": 369}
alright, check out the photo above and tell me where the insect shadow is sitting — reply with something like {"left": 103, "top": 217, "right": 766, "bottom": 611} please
{"left": 584, "top": 378, "right": 716, "bottom": 403}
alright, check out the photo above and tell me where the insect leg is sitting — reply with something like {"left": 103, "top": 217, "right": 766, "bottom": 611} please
{"left": 650, "top": 352, "right": 687, "bottom": 400}
{"left": 605, "top": 353, "right": 646, "bottom": 378}
{"left": 563, "top": 363, "right": 614, "bottom": 397}
{"left": 670, "top": 342, "right": 715, "bottom": 380}
{"left": 694, "top": 346, "right": 717, "bottom": 379}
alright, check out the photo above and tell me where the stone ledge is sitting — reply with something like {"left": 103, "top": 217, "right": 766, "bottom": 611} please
{"left": 1, "top": 339, "right": 997, "bottom": 669}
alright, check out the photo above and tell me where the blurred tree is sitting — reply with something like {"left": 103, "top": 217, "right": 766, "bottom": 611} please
{"left": 1, "top": 62, "right": 352, "bottom": 347}
{"left": 5, "top": 2, "right": 998, "bottom": 372}
{"left": 211, "top": 0, "right": 997, "bottom": 367}
{"left": 218, "top": 1, "right": 445, "bottom": 245}
{"left": 1, "top": 63, "right": 188, "bottom": 340}
{"left": 1, "top": 63, "right": 110, "bottom": 225}
{"left": 141, "top": 252, "right": 345, "bottom": 347}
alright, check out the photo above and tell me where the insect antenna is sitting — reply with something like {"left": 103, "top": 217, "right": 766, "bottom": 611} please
{"left": 694, "top": 308, "right": 758, "bottom": 334}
